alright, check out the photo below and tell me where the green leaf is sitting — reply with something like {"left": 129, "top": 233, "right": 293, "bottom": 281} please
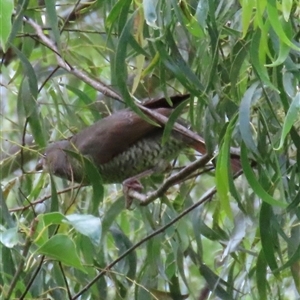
{"left": 101, "top": 196, "right": 124, "bottom": 235}
{"left": 35, "top": 212, "right": 65, "bottom": 244}
{"left": 65, "top": 84, "right": 101, "bottom": 121}
{"left": 250, "top": 29, "right": 278, "bottom": 92}
{"left": 288, "top": 225, "right": 300, "bottom": 293}
{"left": 64, "top": 214, "right": 101, "bottom": 247}
{"left": 33, "top": 217, "right": 49, "bottom": 247}
{"left": 195, "top": 0, "right": 209, "bottom": 30}
{"left": 50, "top": 176, "right": 59, "bottom": 213}
{"left": 114, "top": 10, "right": 156, "bottom": 125}
{"left": 0, "top": 0, "right": 14, "bottom": 52}
{"left": 230, "top": 41, "right": 249, "bottom": 98}
{"left": 11, "top": 45, "right": 38, "bottom": 99}
{"left": 256, "top": 250, "right": 268, "bottom": 300}
{"left": 155, "top": 31, "right": 205, "bottom": 94}
{"left": 13, "top": 45, "right": 46, "bottom": 148}
{"left": 241, "top": 0, "right": 255, "bottom": 38}
{"left": 105, "top": 0, "right": 131, "bottom": 32}
{"left": 0, "top": 187, "right": 15, "bottom": 227}
{"left": 267, "top": 0, "right": 300, "bottom": 51}
{"left": 282, "top": 72, "right": 298, "bottom": 98}
{"left": 239, "top": 82, "right": 260, "bottom": 157}
{"left": 267, "top": 19, "right": 293, "bottom": 67}
{"left": 110, "top": 227, "right": 137, "bottom": 281}
{"left": 45, "top": 1, "right": 61, "bottom": 51}
{"left": 275, "top": 242, "right": 300, "bottom": 273}
{"left": 275, "top": 92, "right": 300, "bottom": 150}
{"left": 241, "top": 143, "right": 287, "bottom": 208}
{"left": 40, "top": 212, "right": 66, "bottom": 227}
{"left": 282, "top": 0, "right": 293, "bottom": 22}
{"left": 0, "top": 227, "right": 19, "bottom": 248}
{"left": 21, "top": 82, "right": 46, "bottom": 148}
{"left": 1, "top": 247, "right": 15, "bottom": 281}
{"left": 259, "top": 203, "right": 279, "bottom": 273}
{"left": 6, "top": 0, "right": 29, "bottom": 48}
{"left": 161, "top": 99, "right": 188, "bottom": 144}
{"left": 36, "top": 234, "right": 87, "bottom": 273}
{"left": 199, "top": 264, "right": 233, "bottom": 300}
{"left": 216, "top": 117, "right": 238, "bottom": 221}
{"left": 19, "top": 77, "right": 37, "bottom": 118}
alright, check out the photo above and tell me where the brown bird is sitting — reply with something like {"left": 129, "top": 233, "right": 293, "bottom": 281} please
{"left": 36, "top": 94, "right": 208, "bottom": 187}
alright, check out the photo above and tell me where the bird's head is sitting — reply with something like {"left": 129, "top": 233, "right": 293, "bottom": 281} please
{"left": 36, "top": 140, "right": 72, "bottom": 179}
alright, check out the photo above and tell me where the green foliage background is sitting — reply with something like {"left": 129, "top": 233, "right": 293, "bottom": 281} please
{"left": 1, "top": 0, "right": 300, "bottom": 299}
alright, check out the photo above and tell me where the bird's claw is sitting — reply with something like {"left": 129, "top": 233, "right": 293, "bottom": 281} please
{"left": 123, "top": 179, "right": 143, "bottom": 209}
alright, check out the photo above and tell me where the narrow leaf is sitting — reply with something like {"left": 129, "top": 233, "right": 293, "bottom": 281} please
{"left": 241, "top": 0, "right": 255, "bottom": 38}
{"left": 275, "top": 92, "right": 300, "bottom": 150}
{"left": 241, "top": 143, "right": 287, "bottom": 208}
{"left": 250, "top": 29, "right": 278, "bottom": 92}
{"left": 216, "top": 117, "right": 238, "bottom": 221}
{"left": 45, "top": 1, "right": 61, "bottom": 51}
{"left": 199, "top": 264, "right": 233, "bottom": 300}
{"left": 239, "top": 82, "right": 260, "bottom": 156}
{"left": 267, "top": 0, "right": 300, "bottom": 51}
{"left": 282, "top": 0, "right": 293, "bottom": 22}
{"left": 259, "top": 202, "right": 279, "bottom": 272}
{"left": 256, "top": 250, "right": 268, "bottom": 300}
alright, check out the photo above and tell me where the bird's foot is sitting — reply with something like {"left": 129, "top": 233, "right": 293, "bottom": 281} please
{"left": 123, "top": 178, "right": 144, "bottom": 209}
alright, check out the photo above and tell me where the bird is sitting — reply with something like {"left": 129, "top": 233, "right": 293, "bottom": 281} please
{"left": 36, "top": 94, "right": 209, "bottom": 188}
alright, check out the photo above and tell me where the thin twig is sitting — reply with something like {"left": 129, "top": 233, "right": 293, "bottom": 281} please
{"left": 19, "top": 256, "right": 45, "bottom": 300}
{"left": 59, "top": 262, "right": 72, "bottom": 299}
{"left": 9, "top": 185, "right": 82, "bottom": 212}
{"left": 38, "top": 65, "right": 60, "bottom": 93}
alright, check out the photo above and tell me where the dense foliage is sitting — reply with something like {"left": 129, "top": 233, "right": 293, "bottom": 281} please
{"left": 1, "top": 0, "right": 300, "bottom": 299}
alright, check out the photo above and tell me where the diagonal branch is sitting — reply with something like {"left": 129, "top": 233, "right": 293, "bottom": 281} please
{"left": 23, "top": 16, "right": 122, "bottom": 101}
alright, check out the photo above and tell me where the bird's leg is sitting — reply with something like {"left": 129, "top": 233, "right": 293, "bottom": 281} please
{"left": 123, "top": 169, "right": 155, "bottom": 209}
{"left": 123, "top": 160, "right": 173, "bottom": 208}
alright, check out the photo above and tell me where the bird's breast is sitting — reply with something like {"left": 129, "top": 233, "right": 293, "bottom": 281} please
{"left": 97, "top": 132, "right": 185, "bottom": 183}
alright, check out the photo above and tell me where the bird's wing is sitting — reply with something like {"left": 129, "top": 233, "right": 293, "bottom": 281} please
{"left": 71, "top": 108, "right": 172, "bottom": 165}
